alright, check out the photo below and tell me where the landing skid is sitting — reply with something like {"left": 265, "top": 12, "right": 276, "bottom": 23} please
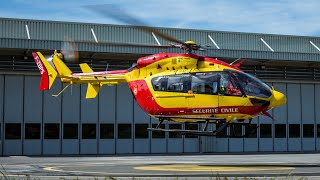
{"left": 148, "top": 116, "right": 257, "bottom": 137}
{"left": 148, "top": 121, "right": 229, "bottom": 136}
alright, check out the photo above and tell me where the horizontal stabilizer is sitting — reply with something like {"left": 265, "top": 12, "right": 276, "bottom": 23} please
{"left": 80, "top": 63, "right": 94, "bottom": 73}
{"left": 86, "top": 83, "right": 101, "bottom": 98}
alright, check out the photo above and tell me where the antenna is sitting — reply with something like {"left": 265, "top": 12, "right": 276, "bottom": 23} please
{"left": 230, "top": 58, "right": 242, "bottom": 65}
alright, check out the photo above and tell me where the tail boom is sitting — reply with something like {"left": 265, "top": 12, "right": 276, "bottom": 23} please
{"left": 33, "top": 51, "right": 128, "bottom": 98}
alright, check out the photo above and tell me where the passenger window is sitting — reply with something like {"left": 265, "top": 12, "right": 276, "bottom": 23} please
{"left": 167, "top": 76, "right": 184, "bottom": 92}
{"left": 220, "top": 72, "right": 242, "bottom": 96}
{"left": 191, "top": 72, "right": 219, "bottom": 94}
{"left": 152, "top": 77, "right": 168, "bottom": 91}
{"left": 152, "top": 74, "right": 191, "bottom": 93}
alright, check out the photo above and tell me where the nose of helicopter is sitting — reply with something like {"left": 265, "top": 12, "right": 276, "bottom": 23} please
{"left": 269, "top": 90, "right": 286, "bottom": 108}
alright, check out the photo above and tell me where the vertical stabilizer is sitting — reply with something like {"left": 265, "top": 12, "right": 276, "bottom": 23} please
{"left": 32, "top": 52, "right": 58, "bottom": 90}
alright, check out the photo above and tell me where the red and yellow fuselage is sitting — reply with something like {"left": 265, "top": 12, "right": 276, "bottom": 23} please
{"left": 124, "top": 52, "right": 286, "bottom": 123}
{"left": 33, "top": 51, "right": 286, "bottom": 123}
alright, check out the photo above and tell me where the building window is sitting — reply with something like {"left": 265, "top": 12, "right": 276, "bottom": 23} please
{"left": 216, "top": 122, "right": 228, "bottom": 138}
{"left": 244, "top": 124, "right": 257, "bottom": 138}
{"left": 63, "top": 124, "right": 78, "bottom": 139}
{"left": 289, "top": 124, "right": 300, "bottom": 138}
{"left": 44, "top": 123, "right": 60, "bottom": 139}
{"left": 303, "top": 124, "right": 314, "bottom": 138}
{"left": 185, "top": 123, "right": 198, "bottom": 138}
{"left": 100, "top": 124, "right": 114, "bottom": 139}
{"left": 260, "top": 124, "right": 272, "bottom": 138}
{"left": 317, "top": 124, "right": 320, "bottom": 138}
{"left": 5, "top": 123, "right": 21, "bottom": 139}
{"left": 135, "top": 124, "right": 149, "bottom": 139}
{"left": 152, "top": 124, "right": 165, "bottom": 138}
{"left": 229, "top": 124, "right": 243, "bottom": 138}
{"left": 118, "top": 124, "right": 132, "bottom": 139}
{"left": 275, "top": 124, "right": 286, "bottom": 138}
{"left": 169, "top": 124, "right": 182, "bottom": 138}
{"left": 82, "top": 124, "right": 96, "bottom": 139}
{"left": 25, "top": 123, "right": 41, "bottom": 139}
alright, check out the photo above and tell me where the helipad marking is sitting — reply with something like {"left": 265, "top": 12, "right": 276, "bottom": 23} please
{"left": 134, "top": 165, "right": 295, "bottom": 172}
{"left": 43, "top": 164, "right": 134, "bottom": 175}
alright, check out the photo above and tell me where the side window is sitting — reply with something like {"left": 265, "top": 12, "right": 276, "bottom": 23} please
{"left": 231, "top": 70, "right": 272, "bottom": 98}
{"left": 191, "top": 72, "right": 219, "bottom": 94}
{"left": 152, "top": 74, "right": 191, "bottom": 93}
{"left": 167, "top": 76, "right": 185, "bottom": 92}
{"left": 152, "top": 76, "right": 168, "bottom": 91}
{"left": 219, "top": 72, "right": 242, "bottom": 96}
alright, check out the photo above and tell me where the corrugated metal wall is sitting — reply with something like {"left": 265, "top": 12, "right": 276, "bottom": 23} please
{"left": 0, "top": 73, "right": 201, "bottom": 155}
{"left": 1, "top": 73, "right": 319, "bottom": 155}
{"left": 2, "top": 18, "right": 320, "bottom": 61}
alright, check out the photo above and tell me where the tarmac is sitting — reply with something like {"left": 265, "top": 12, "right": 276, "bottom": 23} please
{"left": 1, "top": 153, "right": 320, "bottom": 179}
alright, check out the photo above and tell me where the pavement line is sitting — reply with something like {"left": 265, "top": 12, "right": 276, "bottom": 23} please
{"left": 134, "top": 165, "right": 295, "bottom": 172}
{"left": 43, "top": 165, "right": 135, "bottom": 175}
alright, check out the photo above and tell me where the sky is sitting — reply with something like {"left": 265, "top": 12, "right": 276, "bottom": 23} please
{"left": 1, "top": 0, "right": 320, "bottom": 36}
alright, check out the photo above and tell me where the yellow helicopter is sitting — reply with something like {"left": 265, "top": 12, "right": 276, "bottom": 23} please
{"left": 32, "top": 6, "right": 286, "bottom": 137}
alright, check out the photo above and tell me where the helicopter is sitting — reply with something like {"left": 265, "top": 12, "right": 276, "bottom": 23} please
{"left": 32, "top": 6, "right": 286, "bottom": 137}
{"left": 32, "top": 39, "right": 286, "bottom": 137}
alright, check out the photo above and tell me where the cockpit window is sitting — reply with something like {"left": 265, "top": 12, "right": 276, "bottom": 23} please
{"left": 225, "top": 70, "right": 272, "bottom": 98}
{"left": 220, "top": 72, "right": 243, "bottom": 96}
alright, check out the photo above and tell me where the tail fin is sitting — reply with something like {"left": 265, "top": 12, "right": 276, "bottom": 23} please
{"left": 32, "top": 52, "right": 58, "bottom": 91}
{"left": 86, "top": 83, "right": 101, "bottom": 98}
{"left": 51, "top": 53, "right": 72, "bottom": 76}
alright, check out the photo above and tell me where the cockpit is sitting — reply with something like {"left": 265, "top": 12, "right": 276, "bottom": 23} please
{"left": 224, "top": 69, "right": 272, "bottom": 98}
{"left": 151, "top": 69, "right": 272, "bottom": 98}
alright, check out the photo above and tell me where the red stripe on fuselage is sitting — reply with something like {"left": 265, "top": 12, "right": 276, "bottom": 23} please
{"left": 71, "top": 69, "right": 128, "bottom": 77}
{"left": 128, "top": 80, "right": 264, "bottom": 117}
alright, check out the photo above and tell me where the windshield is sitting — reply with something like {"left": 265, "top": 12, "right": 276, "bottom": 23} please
{"left": 225, "top": 70, "right": 272, "bottom": 98}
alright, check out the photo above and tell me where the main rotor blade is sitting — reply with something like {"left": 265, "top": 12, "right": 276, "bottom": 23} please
{"left": 75, "top": 40, "right": 172, "bottom": 48}
{"left": 85, "top": 4, "right": 184, "bottom": 44}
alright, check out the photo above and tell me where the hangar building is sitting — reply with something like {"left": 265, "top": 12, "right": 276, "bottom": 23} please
{"left": 0, "top": 18, "right": 320, "bottom": 155}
